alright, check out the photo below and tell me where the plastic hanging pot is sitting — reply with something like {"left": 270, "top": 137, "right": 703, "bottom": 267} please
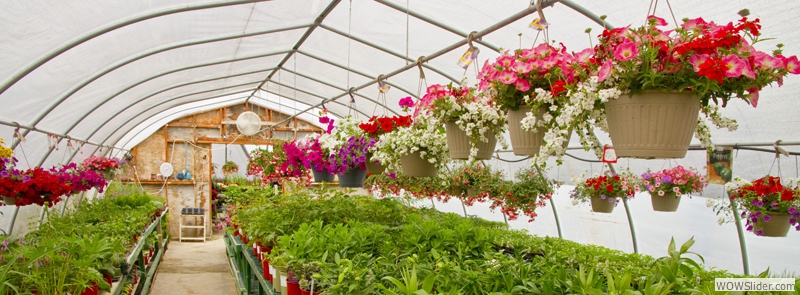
{"left": 590, "top": 196, "right": 616, "bottom": 213}
{"left": 650, "top": 192, "right": 681, "bottom": 212}
{"left": 311, "top": 167, "right": 335, "bottom": 182}
{"left": 338, "top": 168, "right": 367, "bottom": 187}
{"left": 444, "top": 120, "right": 496, "bottom": 160}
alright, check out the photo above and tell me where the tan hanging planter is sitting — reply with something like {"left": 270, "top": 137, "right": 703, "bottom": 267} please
{"left": 650, "top": 192, "right": 682, "bottom": 212}
{"left": 758, "top": 213, "right": 791, "bottom": 237}
{"left": 2, "top": 196, "right": 16, "bottom": 206}
{"left": 605, "top": 90, "right": 700, "bottom": 159}
{"left": 444, "top": 121, "right": 496, "bottom": 160}
{"left": 590, "top": 196, "right": 616, "bottom": 213}
{"left": 365, "top": 153, "right": 386, "bottom": 174}
{"left": 400, "top": 151, "right": 438, "bottom": 177}
{"left": 507, "top": 106, "right": 545, "bottom": 156}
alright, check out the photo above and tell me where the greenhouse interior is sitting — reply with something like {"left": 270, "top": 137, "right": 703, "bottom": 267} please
{"left": 2, "top": 0, "right": 800, "bottom": 294}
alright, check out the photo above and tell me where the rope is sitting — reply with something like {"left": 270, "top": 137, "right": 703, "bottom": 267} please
{"left": 405, "top": 0, "right": 409, "bottom": 66}
{"left": 665, "top": 0, "right": 679, "bottom": 29}
{"left": 346, "top": 0, "right": 353, "bottom": 90}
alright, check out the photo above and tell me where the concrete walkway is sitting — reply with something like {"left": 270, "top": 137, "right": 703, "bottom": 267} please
{"left": 150, "top": 232, "right": 238, "bottom": 295}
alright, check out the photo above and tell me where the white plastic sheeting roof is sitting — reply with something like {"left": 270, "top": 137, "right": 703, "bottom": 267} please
{"left": 3, "top": 0, "right": 800, "bottom": 274}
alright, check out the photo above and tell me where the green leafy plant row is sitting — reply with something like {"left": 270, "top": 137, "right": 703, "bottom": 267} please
{"left": 0, "top": 182, "right": 165, "bottom": 295}
{"left": 232, "top": 190, "right": 797, "bottom": 294}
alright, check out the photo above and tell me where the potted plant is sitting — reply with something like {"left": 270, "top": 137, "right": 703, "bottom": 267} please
{"left": 571, "top": 171, "right": 637, "bottom": 213}
{"left": 321, "top": 116, "right": 374, "bottom": 187}
{"left": 299, "top": 136, "right": 335, "bottom": 182}
{"left": 479, "top": 43, "right": 582, "bottom": 160}
{"left": 494, "top": 166, "right": 558, "bottom": 222}
{"left": 640, "top": 165, "right": 707, "bottom": 212}
{"left": 246, "top": 143, "right": 287, "bottom": 185}
{"left": 82, "top": 156, "right": 123, "bottom": 181}
{"left": 451, "top": 163, "right": 504, "bottom": 206}
{"left": 588, "top": 15, "right": 799, "bottom": 158}
{"left": 372, "top": 111, "right": 449, "bottom": 177}
{"left": 725, "top": 176, "right": 800, "bottom": 237}
{"left": 222, "top": 161, "right": 239, "bottom": 175}
{"left": 417, "top": 83, "right": 507, "bottom": 161}
{"left": 359, "top": 112, "right": 413, "bottom": 174}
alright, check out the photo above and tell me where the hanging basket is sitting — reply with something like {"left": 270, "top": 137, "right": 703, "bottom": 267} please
{"left": 338, "top": 168, "right": 367, "bottom": 188}
{"left": 444, "top": 121, "right": 497, "bottom": 160}
{"left": 507, "top": 106, "right": 546, "bottom": 156}
{"left": 757, "top": 213, "right": 791, "bottom": 237}
{"left": 365, "top": 153, "right": 386, "bottom": 174}
{"left": 400, "top": 151, "right": 438, "bottom": 177}
{"left": 605, "top": 90, "right": 700, "bottom": 159}
{"left": 650, "top": 192, "right": 682, "bottom": 212}
{"left": 590, "top": 196, "right": 616, "bottom": 213}
{"left": 311, "top": 167, "right": 335, "bottom": 182}
{"left": 2, "top": 196, "right": 16, "bottom": 206}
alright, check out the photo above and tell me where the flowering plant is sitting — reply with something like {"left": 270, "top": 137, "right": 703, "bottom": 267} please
{"left": 0, "top": 136, "right": 13, "bottom": 159}
{"left": 587, "top": 15, "right": 800, "bottom": 150}
{"left": 246, "top": 144, "right": 287, "bottom": 184}
{"left": 639, "top": 165, "right": 707, "bottom": 198}
{"left": 417, "top": 83, "right": 508, "bottom": 161}
{"left": 724, "top": 176, "right": 800, "bottom": 235}
{"left": 82, "top": 156, "right": 123, "bottom": 176}
{"left": 299, "top": 135, "right": 331, "bottom": 173}
{"left": 222, "top": 161, "right": 239, "bottom": 175}
{"left": 372, "top": 111, "right": 449, "bottom": 171}
{"left": 57, "top": 163, "right": 107, "bottom": 194}
{"left": 0, "top": 157, "right": 73, "bottom": 206}
{"left": 451, "top": 163, "right": 506, "bottom": 206}
{"left": 279, "top": 140, "right": 308, "bottom": 177}
{"left": 480, "top": 43, "right": 597, "bottom": 162}
{"left": 570, "top": 171, "right": 637, "bottom": 206}
{"left": 365, "top": 173, "right": 452, "bottom": 202}
{"left": 492, "top": 166, "right": 557, "bottom": 222}
{"left": 327, "top": 136, "right": 375, "bottom": 174}
{"left": 358, "top": 115, "right": 413, "bottom": 139}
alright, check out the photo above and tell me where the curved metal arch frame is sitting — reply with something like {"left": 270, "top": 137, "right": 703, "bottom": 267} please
{"left": 37, "top": 68, "right": 280, "bottom": 166}
{"left": 0, "top": 0, "right": 270, "bottom": 96}
{"left": 10, "top": 24, "right": 312, "bottom": 150}
{"left": 66, "top": 91, "right": 347, "bottom": 164}
{"left": 95, "top": 85, "right": 364, "bottom": 155}
{"left": 58, "top": 50, "right": 293, "bottom": 138}
{"left": 109, "top": 92, "right": 337, "bottom": 152}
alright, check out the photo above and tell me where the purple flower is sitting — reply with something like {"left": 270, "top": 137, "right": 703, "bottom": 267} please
{"left": 789, "top": 206, "right": 797, "bottom": 215}
{"left": 660, "top": 175, "right": 672, "bottom": 183}
{"left": 741, "top": 211, "right": 747, "bottom": 217}
{"left": 763, "top": 214, "right": 772, "bottom": 223}
{"left": 641, "top": 173, "right": 652, "bottom": 180}
{"left": 0, "top": 170, "right": 7, "bottom": 177}
{"left": 771, "top": 202, "right": 779, "bottom": 209}
{"left": 746, "top": 225, "right": 754, "bottom": 231}
{"left": 22, "top": 175, "right": 30, "bottom": 183}
{"left": 319, "top": 117, "right": 330, "bottom": 124}
{"left": 790, "top": 218, "right": 797, "bottom": 225}
{"left": 755, "top": 229, "right": 764, "bottom": 236}
{"left": 600, "top": 194, "right": 606, "bottom": 199}
{"left": 387, "top": 173, "right": 396, "bottom": 179}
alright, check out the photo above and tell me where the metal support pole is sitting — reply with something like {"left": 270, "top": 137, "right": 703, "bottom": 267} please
{"left": 604, "top": 161, "right": 639, "bottom": 253}
{"left": 549, "top": 198, "right": 563, "bottom": 238}
{"left": 728, "top": 192, "right": 750, "bottom": 275}
{"left": 460, "top": 199, "right": 468, "bottom": 217}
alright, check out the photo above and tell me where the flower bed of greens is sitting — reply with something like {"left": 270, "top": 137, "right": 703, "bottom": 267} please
{"left": 0, "top": 183, "right": 165, "bottom": 295}
{"left": 232, "top": 190, "right": 744, "bottom": 295}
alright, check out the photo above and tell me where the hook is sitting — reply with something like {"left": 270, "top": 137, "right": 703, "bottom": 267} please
{"left": 416, "top": 56, "right": 426, "bottom": 79}
{"left": 348, "top": 87, "right": 355, "bottom": 103}
{"left": 467, "top": 31, "right": 478, "bottom": 50}
{"left": 774, "top": 140, "right": 789, "bottom": 158}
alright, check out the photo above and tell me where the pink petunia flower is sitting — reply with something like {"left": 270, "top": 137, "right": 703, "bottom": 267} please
{"left": 513, "top": 61, "right": 533, "bottom": 74}
{"left": 515, "top": 79, "right": 531, "bottom": 92}
{"left": 690, "top": 54, "right": 710, "bottom": 72}
{"left": 613, "top": 42, "right": 638, "bottom": 61}
{"left": 784, "top": 55, "right": 800, "bottom": 74}
{"left": 574, "top": 48, "right": 594, "bottom": 64}
{"left": 497, "top": 56, "right": 516, "bottom": 68}
{"left": 754, "top": 53, "right": 783, "bottom": 69}
{"left": 747, "top": 87, "right": 760, "bottom": 107}
{"left": 497, "top": 70, "right": 518, "bottom": 85}
{"left": 597, "top": 59, "right": 613, "bottom": 82}
{"left": 532, "top": 43, "right": 551, "bottom": 57}
{"left": 682, "top": 17, "right": 708, "bottom": 31}
{"left": 647, "top": 15, "right": 668, "bottom": 27}
{"left": 722, "top": 54, "right": 748, "bottom": 77}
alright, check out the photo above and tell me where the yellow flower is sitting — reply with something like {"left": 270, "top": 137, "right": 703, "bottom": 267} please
{"left": 0, "top": 137, "right": 13, "bottom": 159}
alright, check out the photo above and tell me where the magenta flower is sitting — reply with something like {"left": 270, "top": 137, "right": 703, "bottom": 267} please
{"left": 496, "top": 55, "right": 516, "bottom": 68}
{"left": 512, "top": 61, "right": 533, "bottom": 74}
{"left": 398, "top": 96, "right": 415, "bottom": 108}
{"left": 784, "top": 55, "right": 800, "bottom": 74}
{"left": 613, "top": 42, "right": 638, "bottom": 61}
{"left": 574, "top": 48, "right": 594, "bottom": 63}
{"left": 647, "top": 15, "right": 668, "bottom": 27}
{"left": 747, "top": 88, "right": 760, "bottom": 107}
{"left": 682, "top": 17, "right": 709, "bottom": 31}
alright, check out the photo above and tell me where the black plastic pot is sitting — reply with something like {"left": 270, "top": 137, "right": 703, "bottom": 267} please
{"left": 311, "top": 167, "right": 335, "bottom": 182}
{"left": 338, "top": 168, "right": 367, "bottom": 187}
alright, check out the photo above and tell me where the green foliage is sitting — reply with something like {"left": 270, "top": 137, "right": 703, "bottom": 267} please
{"left": 0, "top": 186, "right": 164, "bottom": 294}
{"left": 233, "top": 191, "right": 743, "bottom": 295}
